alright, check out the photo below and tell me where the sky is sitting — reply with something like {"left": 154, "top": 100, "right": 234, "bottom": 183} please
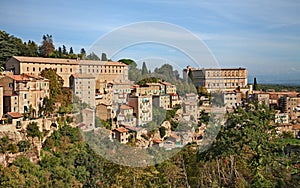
{"left": 1, "top": 0, "right": 300, "bottom": 85}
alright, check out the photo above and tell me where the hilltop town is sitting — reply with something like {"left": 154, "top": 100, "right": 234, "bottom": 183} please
{"left": 1, "top": 54, "right": 300, "bottom": 164}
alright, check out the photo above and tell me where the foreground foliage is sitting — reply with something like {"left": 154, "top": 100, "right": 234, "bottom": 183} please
{"left": 0, "top": 102, "right": 299, "bottom": 187}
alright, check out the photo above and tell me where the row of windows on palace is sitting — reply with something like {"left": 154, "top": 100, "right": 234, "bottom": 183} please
{"left": 25, "top": 65, "right": 124, "bottom": 74}
{"left": 206, "top": 71, "right": 245, "bottom": 77}
{"left": 207, "top": 82, "right": 243, "bottom": 87}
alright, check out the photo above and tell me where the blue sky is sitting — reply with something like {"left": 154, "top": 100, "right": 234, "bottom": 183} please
{"left": 1, "top": 0, "right": 300, "bottom": 84}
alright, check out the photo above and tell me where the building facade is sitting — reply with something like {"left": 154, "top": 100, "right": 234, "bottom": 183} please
{"left": 0, "top": 74, "right": 49, "bottom": 116}
{"left": 117, "top": 104, "right": 136, "bottom": 127}
{"left": 128, "top": 95, "right": 152, "bottom": 126}
{"left": 6, "top": 56, "right": 128, "bottom": 87}
{"left": 0, "top": 86, "right": 3, "bottom": 117}
{"left": 183, "top": 66, "right": 248, "bottom": 92}
{"left": 69, "top": 74, "right": 96, "bottom": 108}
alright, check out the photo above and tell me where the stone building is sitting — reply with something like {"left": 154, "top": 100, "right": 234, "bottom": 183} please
{"left": 183, "top": 66, "right": 248, "bottom": 92}
{"left": 117, "top": 104, "right": 136, "bottom": 127}
{"left": 0, "top": 74, "right": 49, "bottom": 116}
{"left": 69, "top": 74, "right": 96, "bottom": 108}
{"left": 112, "top": 127, "right": 129, "bottom": 144}
{"left": 5, "top": 56, "right": 128, "bottom": 87}
{"left": 0, "top": 86, "right": 3, "bottom": 117}
{"left": 128, "top": 95, "right": 152, "bottom": 126}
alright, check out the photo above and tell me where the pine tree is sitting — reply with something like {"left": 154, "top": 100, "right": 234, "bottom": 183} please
{"left": 80, "top": 48, "right": 86, "bottom": 56}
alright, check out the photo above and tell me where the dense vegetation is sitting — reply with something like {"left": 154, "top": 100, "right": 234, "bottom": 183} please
{"left": 118, "top": 59, "right": 197, "bottom": 95}
{"left": 1, "top": 102, "right": 299, "bottom": 187}
{"left": 0, "top": 30, "right": 104, "bottom": 71}
{"left": 256, "top": 84, "right": 300, "bottom": 92}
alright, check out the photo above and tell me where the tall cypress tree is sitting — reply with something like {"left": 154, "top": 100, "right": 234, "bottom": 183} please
{"left": 253, "top": 77, "right": 257, "bottom": 90}
{"left": 141, "top": 62, "right": 148, "bottom": 75}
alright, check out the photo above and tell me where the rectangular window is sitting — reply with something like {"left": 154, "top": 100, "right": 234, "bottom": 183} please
{"left": 24, "top": 94, "right": 27, "bottom": 99}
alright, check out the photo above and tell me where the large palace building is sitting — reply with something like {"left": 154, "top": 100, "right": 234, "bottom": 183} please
{"left": 183, "top": 66, "right": 248, "bottom": 92}
{"left": 5, "top": 56, "right": 129, "bottom": 87}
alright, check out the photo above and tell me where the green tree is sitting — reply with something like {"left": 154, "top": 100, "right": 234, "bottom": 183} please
{"left": 0, "top": 30, "right": 24, "bottom": 67}
{"left": 253, "top": 77, "right": 258, "bottom": 90}
{"left": 79, "top": 48, "right": 86, "bottom": 59}
{"left": 62, "top": 45, "right": 67, "bottom": 55}
{"left": 40, "top": 68, "right": 64, "bottom": 99}
{"left": 26, "top": 122, "right": 42, "bottom": 140}
{"left": 101, "top": 52, "right": 107, "bottom": 61}
{"left": 69, "top": 47, "right": 74, "bottom": 54}
{"left": 17, "top": 140, "right": 31, "bottom": 152}
{"left": 86, "top": 52, "right": 100, "bottom": 60}
{"left": 141, "top": 61, "right": 148, "bottom": 75}
{"left": 159, "top": 126, "right": 166, "bottom": 138}
{"left": 118, "top": 58, "right": 135, "bottom": 65}
{"left": 57, "top": 46, "right": 62, "bottom": 57}
{"left": 41, "top": 96, "right": 54, "bottom": 116}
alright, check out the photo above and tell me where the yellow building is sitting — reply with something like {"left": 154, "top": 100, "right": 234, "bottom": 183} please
{"left": 6, "top": 56, "right": 128, "bottom": 87}
{"left": 0, "top": 86, "right": 3, "bottom": 117}
{"left": 0, "top": 74, "right": 49, "bottom": 117}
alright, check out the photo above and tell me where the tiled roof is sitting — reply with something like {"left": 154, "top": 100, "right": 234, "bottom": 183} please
{"left": 292, "top": 125, "right": 300, "bottom": 130}
{"left": 6, "top": 74, "right": 30, "bottom": 82}
{"left": 11, "top": 56, "right": 127, "bottom": 66}
{"left": 153, "top": 138, "right": 163, "bottom": 143}
{"left": 120, "top": 104, "right": 133, "bottom": 110}
{"left": 113, "top": 127, "right": 128, "bottom": 133}
{"left": 6, "top": 112, "right": 22, "bottom": 118}
{"left": 12, "top": 56, "right": 79, "bottom": 65}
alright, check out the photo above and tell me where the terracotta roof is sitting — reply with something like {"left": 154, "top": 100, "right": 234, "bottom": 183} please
{"left": 6, "top": 112, "right": 22, "bottom": 118}
{"left": 113, "top": 127, "right": 128, "bottom": 133}
{"left": 23, "top": 73, "right": 47, "bottom": 80}
{"left": 6, "top": 74, "right": 30, "bottom": 82}
{"left": 292, "top": 125, "right": 300, "bottom": 130}
{"left": 153, "top": 138, "right": 163, "bottom": 143}
{"left": 120, "top": 104, "right": 133, "bottom": 110}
